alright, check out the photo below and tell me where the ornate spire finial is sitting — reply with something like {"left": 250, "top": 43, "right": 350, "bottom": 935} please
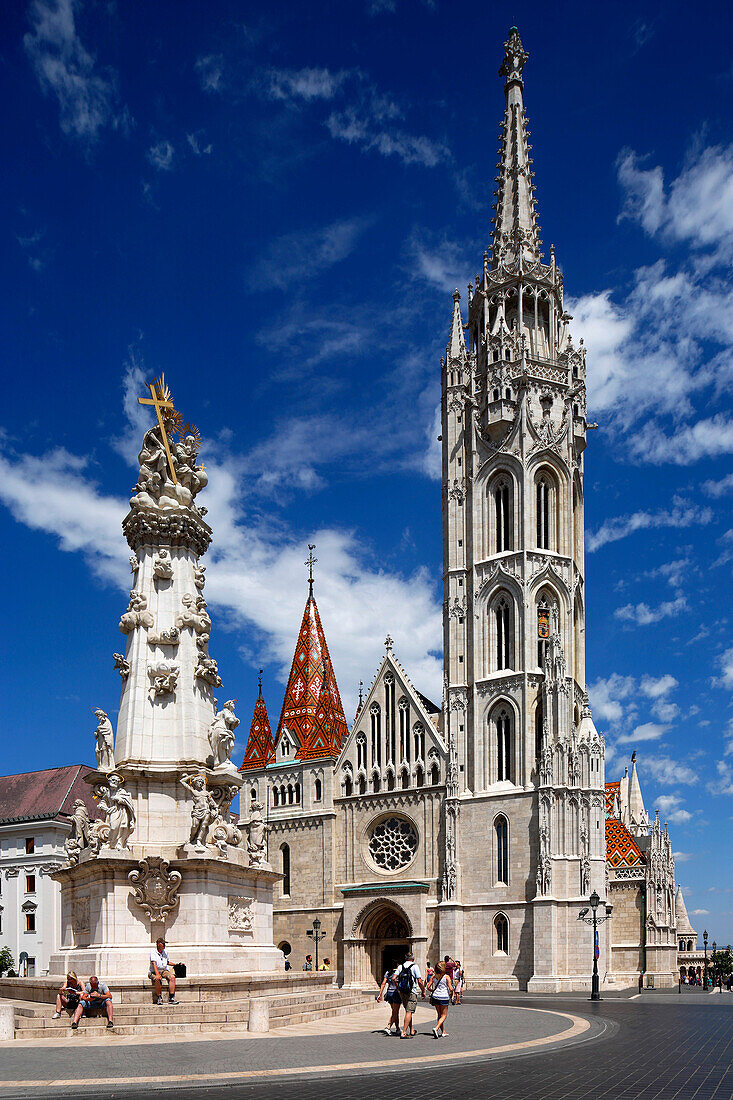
{"left": 305, "top": 544, "right": 318, "bottom": 594}
{"left": 499, "top": 26, "right": 529, "bottom": 89}
{"left": 358, "top": 681, "right": 363, "bottom": 706}
{"left": 385, "top": 634, "right": 394, "bottom": 653}
{"left": 258, "top": 668, "right": 263, "bottom": 693}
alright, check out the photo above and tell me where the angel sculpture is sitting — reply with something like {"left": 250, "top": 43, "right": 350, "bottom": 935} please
{"left": 93, "top": 709, "right": 115, "bottom": 772}
{"left": 208, "top": 700, "right": 239, "bottom": 770}
{"left": 180, "top": 772, "right": 217, "bottom": 848}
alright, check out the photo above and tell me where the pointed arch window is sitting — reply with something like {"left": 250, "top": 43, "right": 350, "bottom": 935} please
{"left": 415, "top": 764, "right": 424, "bottom": 787}
{"left": 370, "top": 704, "right": 382, "bottom": 767}
{"left": 494, "top": 709, "right": 513, "bottom": 783}
{"left": 372, "top": 772, "right": 381, "bottom": 794}
{"left": 344, "top": 773, "right": 353, "bottom": 797}
{"left": 358, "top": 774, "right": 367, "bottom": 796}
{"left": 429, "top": 761, "right": 441, "bottom": 786}
{"left": 273, "top": 786, "right": 280, "bottom": 808}
{"left": 281, "top": 843, "right": 291, "bottom": 896}
{"left": 535, "top": 470, "right": 558, "bottom": 551}
{"left": 495, "top": 816, "right": 509, "bottom": 885}
{"left": 400, "top": 767, "right": 410, "bottom": 790}
{"left": 490, "top": 592, "right": 514, "bottom": 671}
{"left": 490, "top": 476, "right": 513, "bottom": 553}
{"left": 399, "top": 699, "right": 410, "bottom": 764}
{"left": 535, "top": 698, "right": 544, "bottom": 763}
{"left": 413, "top": 724, "right": 425, "bottom": 762}
{"left": 314, "top": 777, "right": 322, "bottom": 802}
{"left": 494, "top": 913, "right": 509, "bottom": 954}
{"left": 356, "top": 733, "right": 367, "bottom": 772}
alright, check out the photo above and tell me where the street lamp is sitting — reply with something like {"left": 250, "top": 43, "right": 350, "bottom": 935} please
{"left": 306, "top": 917, "right": 326, "bottom": 972}
{"left": 703, "top": 930, "right": 708, "bottom": 989}
{"left": 712, "top": 941, "right": 718, "bottom": 989}
{"left": 577, "top": 889, "right": 612, "bottom": 1001}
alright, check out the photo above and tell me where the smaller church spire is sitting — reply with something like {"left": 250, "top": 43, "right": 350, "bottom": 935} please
{"left": 240, "top": 673, "right": 275, "bottom": 771}
{"left": 446, "top": 289, "right": 466, "bottom": 364}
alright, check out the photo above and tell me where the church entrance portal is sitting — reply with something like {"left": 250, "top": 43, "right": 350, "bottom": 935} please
{"left": 355, "top": 903, "right": 411, "bottom": 984}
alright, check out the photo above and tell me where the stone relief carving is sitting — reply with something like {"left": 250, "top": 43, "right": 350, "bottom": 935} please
{"left": 128, "top": 856, "right": 182, "bottom": 923}
{"left": 72, "top": 896, "right": 90, "bottom": 936}
{"left": 64, "top": 800, "right": 91, "bottom": 865}
{"left": 195, "top": 654, "right": 222, "bottom": 688}
{"left": 180, "top": 772, "right": 217, "bottom": 849}
{"left": 148, "top": 662, "right": 178, "bottom": 700}
{"left": 208, "top": 700, "right": 239, "bottom": 770}
{"left": 476, "top": 674, "right": 523, "bottom": 697}
{"left": 228, "top": 896, "right": 254, "bottom": 933}
{"left": 193, "top": 563, "right": 206, "bottom": 590}
{"left": 93, "top": 708, "right": 115, "bottom": 772}
{"left": 119, "top": 590, "right": 154, "bottom": 634}
{"left": 153, "top": 549, "right": 173, "bottom": 580}
{"left": 129, "top": 555, "right": 140, "bottom": 574}
{"left": 176, "top": 592, "right": 211, "bottom": 635}
{"left": 113, "top": 652, "right": 130, "bottom": 679}
{"left": 147, "top": 626, "right": 181, "bottom": 646}
{"left": 246, "top": 800, "right": 271, "bottom": 866}
{"left": 448, "top": 688, "right": 467, "bottom": 711}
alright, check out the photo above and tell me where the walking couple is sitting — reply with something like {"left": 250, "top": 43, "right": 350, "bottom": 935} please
{"left": 377, "top": 951, "right": 455, "bottom": 1038}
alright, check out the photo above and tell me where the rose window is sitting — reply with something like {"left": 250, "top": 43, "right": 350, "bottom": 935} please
{"left": 368, "top": 816, "right": 418, "bottom": 871}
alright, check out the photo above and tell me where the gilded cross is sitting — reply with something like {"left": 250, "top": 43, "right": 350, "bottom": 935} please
{"left": 137, "top": 374, "right": 178, "bottom": 484}
{"left": 305, "top": 544, "right": 318, "bottom": 592}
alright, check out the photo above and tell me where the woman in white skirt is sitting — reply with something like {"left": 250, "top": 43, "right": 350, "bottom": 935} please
{"left": 425, "top": 960, "right": 454, "bottom": 1037}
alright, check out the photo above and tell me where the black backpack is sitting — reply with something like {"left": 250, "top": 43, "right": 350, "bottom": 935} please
{"left": 397, "top": 964, "right": 415, "bottom": 994}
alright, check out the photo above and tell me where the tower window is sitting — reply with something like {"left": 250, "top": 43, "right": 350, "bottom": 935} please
{"left": 495, "top": 817, "right": 509, "bottom": 885}
{"left": 492, "top": 478, "right": 512, "bottom": 553}
{"left": 494, "top": 913, "right": 509, "bottom": 953}
{"left": 314, "top": 777, "right": 322, "bottom": 802}
{"left": 281, "top": 843, "right": 291, "bottom": 896}
{"left": 495, "top": 710, "right": 513, "bottom": 783}
{"left": 492, "top": 594, "right": 513, "bottom": 671}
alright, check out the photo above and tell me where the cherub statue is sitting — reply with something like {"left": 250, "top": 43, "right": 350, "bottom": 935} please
{"left": 105, "top": 774, "right": 136, "bottom": 850}
{"left": 64, "top": 799, "right": 91, "bottom": 865}
{"left": 207, "top": 700, "right": 239, "bottom": 770}
{"left": 180, "top": 772, "right": 217, "bottom": 848}
{"left": 246, "top": 800, "right": 270, "bottom": 866}
{"left": 153, "top": 549, "right": 173, "bottom": 580}
{"left": 93, "top": 709, "right": 115, "bottom": 772}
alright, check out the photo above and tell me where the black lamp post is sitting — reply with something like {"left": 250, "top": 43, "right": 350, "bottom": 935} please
{"left": 306, "top": 917, "right": 326, "bottom": 972}
{"left": 578, "top": 889, "right": 612, "bottom": 1001}
{"left": 703, "top": 930, "right": 708, "bottom": 988}
{"left": 712, "top": 941, "right": 718, "bottom": 989}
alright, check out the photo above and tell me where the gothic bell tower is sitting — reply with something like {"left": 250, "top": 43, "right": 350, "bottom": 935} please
{"left": 440, "top": 28, "right": 607, "bottom": 991}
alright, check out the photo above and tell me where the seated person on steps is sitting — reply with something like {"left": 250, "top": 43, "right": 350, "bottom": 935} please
{"left": 71, "top": 975, "right": 114, "bottom": 1030}
{"left": 149, "top": 937, "right": 179, "bottom": 1005}
{"left": 52, "top": 971, "right": 83, "bottom": 1019}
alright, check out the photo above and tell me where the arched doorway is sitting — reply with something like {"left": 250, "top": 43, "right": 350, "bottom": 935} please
{"left": 349, "top": 901, "right": 412, "bottom": 985}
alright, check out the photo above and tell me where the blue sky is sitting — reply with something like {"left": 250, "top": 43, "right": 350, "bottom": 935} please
{"left": 1, "top": 0, "right": 732, "bottom": 939}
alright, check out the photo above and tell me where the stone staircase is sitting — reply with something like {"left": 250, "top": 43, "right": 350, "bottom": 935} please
{"left": 0, "top": 974, "right": 374, "bottom": 1041}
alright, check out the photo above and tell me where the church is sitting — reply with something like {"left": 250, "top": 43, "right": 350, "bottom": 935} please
{"left": 239, "top": 28, "right": 679, "bottom": 992}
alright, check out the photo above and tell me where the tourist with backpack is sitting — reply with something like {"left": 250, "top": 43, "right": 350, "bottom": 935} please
{"left": 392, "top": 950, "right": 426, "bottom": 1038}
{"left": 376, "top": 966, "right": 402, "bottom": 1035}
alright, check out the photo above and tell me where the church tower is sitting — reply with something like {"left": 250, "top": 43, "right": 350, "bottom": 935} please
{"left": 440, "top": 28, "right": 607, "bottom": 990}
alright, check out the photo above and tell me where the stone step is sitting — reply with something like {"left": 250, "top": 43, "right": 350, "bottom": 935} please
{"left": 13, "top": 997, "right": 374, "bottom": 1040}
{"left": 15, "top": 990, "right": 366, "bottom": 1019}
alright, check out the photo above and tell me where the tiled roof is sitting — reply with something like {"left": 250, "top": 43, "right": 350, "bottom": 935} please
{"left": 606, "top": 817, "right": 645, "bottom": 868}
{"left": 0, "top": 765, "right": 97, "bottom": 825}
{"left": 240, "top": 690, "right": 276, "bottom": 771}
{"left": 605, "top": 781, "right": 620, "bottom": 816}
{"left": 277, "top": 591, "right": 348, "bottom": 760}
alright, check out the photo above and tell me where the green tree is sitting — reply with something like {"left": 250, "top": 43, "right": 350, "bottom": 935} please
{"left": 710, "top": 948, "right": 733, "bottom": 979}
{"left": 0, "top": 947, "right": 14, "bottom": 977}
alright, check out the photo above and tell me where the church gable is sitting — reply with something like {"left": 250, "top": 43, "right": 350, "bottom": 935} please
{"left": 337, "top": 647, "right": 446, "bottom": 796}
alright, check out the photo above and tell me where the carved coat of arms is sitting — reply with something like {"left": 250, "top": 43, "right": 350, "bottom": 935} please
{"left": 128, "top": 856, "right": 182, "bottom": 923}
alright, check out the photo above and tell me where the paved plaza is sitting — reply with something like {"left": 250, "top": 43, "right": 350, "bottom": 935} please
{"left": 0, "top": 990, "right": 730, "bottom": 1099}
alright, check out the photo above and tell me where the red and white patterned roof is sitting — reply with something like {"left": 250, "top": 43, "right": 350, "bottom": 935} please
{"left": 240, "top": 688, "right": 275, "bottom": 771}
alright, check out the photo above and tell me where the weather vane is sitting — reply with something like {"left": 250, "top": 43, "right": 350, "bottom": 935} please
{"left": 305, "top": 544, "right": 318, "bottom": 593}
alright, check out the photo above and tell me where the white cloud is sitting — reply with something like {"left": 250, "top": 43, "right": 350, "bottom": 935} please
{"left": 327, "top": 108, "right": 448, "bottom": 167}
{"left": 147, "top": 140, "right": 175, "bottom": 171}
{"left": 24, "top": 0, "right": 127, "bottom": 144}
{"left": 248, "top": 218, "right": 370, "bottom": 291}
{"left": 408, "top": 234, "right": 472, "bottom": 294}
{"left": 644, "top": 558, "right": 690, "bottom": 588}
{"left": 615, "top": 596, "right": 686, "bottom": 626}
{"left": 267, "top": 67, "right": 349, "bottom": 102}
{"left": 703, "top": 472, "right": 733, "bottom": 497}
{"left": 588, "top": 500, "right": 711, "bottom": 552}
{"left": 642, "top": 754, "right": 697, "bottom": 786}
{"left": 638, "top": 416, "right": 733, "bottom": 465}
{"left": 588, "top": 674, "right": 636, "bottom": 725}
{"left": 717, "top": 648, "right": 733, "bottom": 691}
{"left": 673, "top": 851, "right": 692, "bottom": 862}
{"left": 655, "top": 793, "right": 693, "bottom": 823}
{"left": 691, "top": 908, "right": 709, "bottom": 916}
{"left": 617, "top": 722, "right": 667, "bottom": 745}
{"left": 186, "top": 132, "right": 212, "bottom": 156}
{"left": 640, "top": 674, "right": 678, "bottom": 699}
{"left": 715, "top": 759, "right": 733, "bottom": 796}
{"left": 195, "top": 54, "right": 224, "bottom": 93}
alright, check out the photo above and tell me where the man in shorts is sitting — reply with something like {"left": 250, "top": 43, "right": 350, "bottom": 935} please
{"left": 149, "top": 937, "right": 179, "bottom": 1005}
{"left": 392, "top": 950, "right": 426, "bottom": 1038}
{"left": 71, "top": 976, "right": 114, "bottom": 1029}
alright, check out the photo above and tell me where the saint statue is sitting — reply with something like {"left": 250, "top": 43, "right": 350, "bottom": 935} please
{"left": 208, "top": 700, "right": 239, "bottom": 770}
{"left": 93, "top": 709, "right": 115, "bottom": 772}
{"left": 180, "top": 772, "right": 217, "bottom": 848}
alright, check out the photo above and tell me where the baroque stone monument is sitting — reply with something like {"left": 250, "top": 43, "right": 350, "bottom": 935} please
{"left": 51, "top": 376, "right": 280, "bottom": 977}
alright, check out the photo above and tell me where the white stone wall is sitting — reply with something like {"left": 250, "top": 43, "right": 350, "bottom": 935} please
{"left": 0, "top": 821, "right": 67, "bottom": 975}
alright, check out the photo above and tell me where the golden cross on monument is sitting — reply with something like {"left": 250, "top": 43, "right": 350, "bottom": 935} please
{"left": 305, "top": 544, "right": 318, "bottom": 593}
{"left": 137, "top": 374, "right": 179, "bottom": 483}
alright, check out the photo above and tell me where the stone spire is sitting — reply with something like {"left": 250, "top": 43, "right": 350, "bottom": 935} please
{"left": 446, "top": 289, "right": 466, "bottom": 364}
{"left": 675, "top": 885, "right": 696, "bottom": 941}
{"left": 276, "top": 585, "right": 348, "bottom": 761}
{"left": 627, "top": 752, "right": 649, "bottom": 836}
{"left": 491, "top": 27, "right": 542, "bottom": 266}
{"left": 240, "top": 674, "right": 275, "bottom": 771}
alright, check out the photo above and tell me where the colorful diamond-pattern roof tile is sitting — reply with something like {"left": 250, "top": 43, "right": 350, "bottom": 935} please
{"left": 240, "top": 689, "right": 275, "bottom": 771}
{"left": 277, "top": 592, "right": 348, "bottom": 760}
{"left": 606, "top": 818, "right": 645, "bottom": 868}
{"left": 605, "top": 781, "right": 620, "bottom": 817}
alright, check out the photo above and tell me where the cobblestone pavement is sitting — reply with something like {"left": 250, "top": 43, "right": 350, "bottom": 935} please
{"left": 0, "top": 992, "right": 731, "bottom": 1099}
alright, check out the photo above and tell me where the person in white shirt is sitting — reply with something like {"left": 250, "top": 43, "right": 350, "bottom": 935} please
{"left": 149, "top": 938, "right": 179, "bottom": 1006}
{"left": 425, "top": 960, "right": 454, "bottom": 1038}
{"left": 392, "top": 951, "right": 426, "bottom": 1038}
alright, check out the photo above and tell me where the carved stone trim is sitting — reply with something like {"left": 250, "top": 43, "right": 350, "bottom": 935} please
{"left": 128, "top": 857, "right": 182, "bottom": 923}
{"left": 123, "top": 508, "right": 212, "bottom": 556}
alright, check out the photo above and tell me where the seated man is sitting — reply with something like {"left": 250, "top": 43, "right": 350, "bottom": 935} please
{"left": 149, "top": 937, "right": 179, "bottom": 1005}
{"left": 71, "top": 976, "right": 113, "bottom": 1030}
{"left": 52, "top": 971, "right": 83, "bottom": 1018}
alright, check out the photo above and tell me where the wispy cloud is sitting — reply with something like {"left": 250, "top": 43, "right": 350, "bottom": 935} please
{"left": 655, "top": 792, "right": 693, "bottom": 823}
{"left": 587, "top": 499, "right": 712, "bottom": 552}
{"left": 704, "top": 472, "right": 733, "bottom": 497}
{"left": 643, "top": 754, "right": 697, "bottom": 786}
{"left": 617, "top": 722, "right": 668, "bottom": 745}
{"left": 187, "top": 132, "right": 212, "bottom": 156}
{"left": 248, "top": 217, "right": 371, "bottom": 291}
{"left": 266, "top": 67, "right": 349, "bottom": 102}
{"left": 615, "top": 595, "right": 687, "bottom": 626}
{"left": 24, "top": 0, "right": 129, "bottom": 145}
{"left": 147, "top": 140, "right": 175, "bottom": 171}
{"left": 408, "top": 233, "right": 472, "bottom": 293}
{"left": 195, "top": 54, "right": 225, "bottom": 93}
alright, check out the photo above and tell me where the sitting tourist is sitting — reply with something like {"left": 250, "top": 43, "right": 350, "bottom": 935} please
{"left": 149, "top": 937, "right": 179, "bottom": 1006}
{"left": 71, "top": 975, "right": 114, "bottom": 1030}
{"left": 52, "top": 971, "right": 83, "bottom": 1019}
